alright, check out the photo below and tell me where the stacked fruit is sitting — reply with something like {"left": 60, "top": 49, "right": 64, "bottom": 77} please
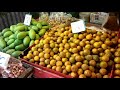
{"left": 0, "top": 19, "right": 50, "bottom": 58}
{"left": 23, "top": 24, "right": 119, "bottom": 78}
{"left": 112, "top": 39, "right": 120, "bottom": 78}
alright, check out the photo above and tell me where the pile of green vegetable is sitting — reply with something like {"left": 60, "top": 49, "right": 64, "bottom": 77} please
{"left": 0, "top": 19, "right": 50, "bottom": 58}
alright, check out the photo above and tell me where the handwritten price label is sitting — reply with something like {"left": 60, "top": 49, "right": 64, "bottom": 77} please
{"left": 0, "top": 52, "right": 10, "bottom": 69}
{"left": 71, "top": 20, "right": 86, "bottom": 33}
{"left": 24, "top": 14, "right": 32, "bottom": 26}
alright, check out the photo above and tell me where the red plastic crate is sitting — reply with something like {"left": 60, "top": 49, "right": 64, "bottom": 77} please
{"left": 21, "top": 59, "right": 72, "bottom": 78}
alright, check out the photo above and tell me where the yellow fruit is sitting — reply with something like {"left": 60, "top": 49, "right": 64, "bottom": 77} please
{"left": 77, "top": 46, "right": 81, "bottom": 51}
{"left": 69, "top": 56, "right": 76, "bottom": 64}
{"left": 78, "top": 69, "right": 83, "bottom": 75}
{"left": 89, "top": 66, "right": 95, "bottom": 72}
{"left": 86, "top": 34, "right": 92, "bottom": 40}
{"left": 101, "top": 44, "right": 107, "bottom": 50}
{"left": 79, "top": 74, "right": 86, "bottom": 78}
{"left": 62, "top": 39, "right": 67, "bottom": 44}
{"left": 34, "top": 40, "right": 39, "bottom": 45}
{"left": 70, "top": 72, "right": 78, "bottom": 78}
{"left": 57, "top": 37, "right": 62, "bottom": 44}
{"left": 65, "top": 61, "right": 71, "bottom": 66}
{"left": 44, "top": 48, "right": 51, "bottom": 53}
{"left": 81, "top": 64, "right": 89, "bottom": 70}
{"left": 84, "top": 70, "right": 92, "bottom": 77}
{"left": 90, "top": 40, "right": 95, "bottom": 44}
{"left": 44, "top": 44, "right": 50, "bottom": 48}
{"left": 75, "top": 55, "right": 84, "bottom": 62}
{"left": 38, "top": 48, "right": 42, "bottom": 52}
{"left": 99, "top": 68, "right": 107, "bottom": 75}
{"left": 31, "top": 47, "right": 37, "bottom": 51}
{"left": 34, "top": 56, "right": 39, "bottom": 62}
{"left": 29, "top": 59, "right": 34, "bottom": 63}
{"left": 105, "top": 40, "right": 112, "bottom": 46}
{"left": 91, "top": 72, "right": 96, "bottom": 78}
{"left": 101, "top": 55, "right": 109, "bottom": 62}
{"left": 53, "top": 55, "right": 57, "bottom": 59}
{"left": 74, "top": 39, "right": 80, "bottom": 45}
{"left": 83, "top": 49, "right": 90, "bottom": 55}
{"left": 71, "top": 65, "right": 78, "bottom": 72}
{"left": 79, "top": 41, "right": 85, "bottom": 47}
{"left": 94, "top": 36, "right": 101, "bottom": 41}
{"left": 47, "top": 65, "right": 52, "bottom": 69}
{"left": 27, "top": 53, "right": 33, "bottom": 59}
{"left": 44, "top": 53, "right": 50, "bottom": 59}
{"left": 62, "top": 58, "right": 68, "bottom": 63}
{"left": 66, "top": 52, "right": 71, "bottom": 58}
{"left": 85, "top": 44, "right": 91, "bottom": 50}
{"left": 44, "top": 59, "right": 50, "bottom": 65}
{"left": 76, "top": 62, "right": 82, "bottom": 68}
{"left": 50, "top": 51, "right": 54, "bottom": 57}
{"left": 64, "top": 43, "right": 70, "bottom": 49}
{"left": 73, "top": 34, "right": 79, "bottom": 39}
{"left": 52, "top": 66, "right": 56, "bottom": 70}
{"left": 59, "top": 47, "right": 64, "bottom": 52}
{"left": 53, "top": 48, "right": 59, "bottom": 53}
{"left": 50, "top": 60, "right": 56, "bottom": 66}
{"left": 93, "top": 42, "right": 101, "bottom": 48}
{"left": 70, "top": 43, "right": 77, "bottom": 48}
{"left": 39, "top": 62, "right": 45, "bottom": 66}
{"left": 100, "top": 61, "right": 108, "bottom": 68}
{"left": 50, "top": 43, "right": 55, "bottom": 48}
{"left": 39, "top": 52, "right": 44, "bottom": 58}
{"left": 92, "top": 48, "right": 99, "bottom": 54}
{"left": 56, "top": 61, "right": 63, "bottom": 66}
{"left": 62, "top": 66, "right": 66, "bottom": 69}
{"left": 66, "top": 65, "right": 71, "bottom": 72}
{"left": 62, "top": 69, "right": 68, "bottom": 74}
{"left": 55, "top": 56, "right": 61, "bottom": 61}
{"left": 56, "top": 66, "right": 62, "bottom": 72}
{"left": 114, "top": 57, "right": 120, "bottom": 64}
{"left": 33, "top": 51, "right": 39, "bottom": 56}
{"left": 89, "top": 60, "right": 96, "bottom": 66}
{"left": 40, "top": 58, "right": 45, "bottom": 62}
{"left": 72, "top": 48, "right": 78, "bottom": 53}
{"left": 59, "top": 52, "right": 66, "bottom": 58}
{"left": 79, "top": 34, "right": 84, "bottom": 40}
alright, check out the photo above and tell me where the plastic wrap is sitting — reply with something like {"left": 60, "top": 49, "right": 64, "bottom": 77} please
{"left": 0, "top": 57, "right": 26, "bottom": 78}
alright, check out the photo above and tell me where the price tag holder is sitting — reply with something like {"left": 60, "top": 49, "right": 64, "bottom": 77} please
{"left": 71, "top": 19, "right": 86, "bottom": 33}
{"left": 24, "top": 14, "right": 32, "bottom": 26}
{"left": 0, "top": 52, "right": 10, "bottom": 69}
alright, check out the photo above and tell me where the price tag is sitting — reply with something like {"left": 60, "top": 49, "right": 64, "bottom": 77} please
{"left": 24, "top": 14, "right": 32, "bottom": 26}
{"left": 0, "top": 52, "right": 10, "bottom": 69}
{"left": 71, "top": 20, "right": 86, "bottom": 33}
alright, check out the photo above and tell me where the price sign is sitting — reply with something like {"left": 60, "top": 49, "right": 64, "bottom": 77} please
{"left": 0, "top": 52, "right": 10, "bottom": 69}
{"left": 24, "top": 14, "right": 32, "bottom": 26}
{"left": 71, "top": 20, "right": 86, "bottom": 33}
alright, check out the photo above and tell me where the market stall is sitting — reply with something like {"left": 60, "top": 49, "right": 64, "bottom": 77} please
{"left": 0, "top": 12, "right": 120, "bottom": 78}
